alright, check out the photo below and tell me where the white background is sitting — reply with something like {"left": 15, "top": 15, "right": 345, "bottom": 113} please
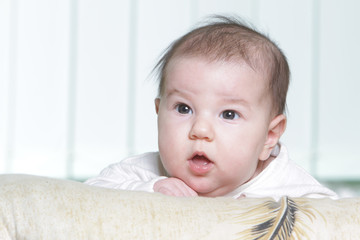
{"left": 0, "top": 0, "right": 359, "bottom": 187}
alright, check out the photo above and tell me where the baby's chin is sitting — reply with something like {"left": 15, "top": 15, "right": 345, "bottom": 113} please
{"left": 186, "top": 180, "right": 235, "bottom": 198}
{"left": 196, "top": 189, "right": 230, "bottom": 198}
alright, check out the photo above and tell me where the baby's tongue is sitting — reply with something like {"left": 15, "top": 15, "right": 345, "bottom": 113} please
{"left": 192, "top": 156, "right": 210, "bottom": 166}
{"left": 189, "top": 155, "right": 213, "bottom": 174}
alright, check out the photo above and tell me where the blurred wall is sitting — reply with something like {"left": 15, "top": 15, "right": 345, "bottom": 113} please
{"left": 0, "top": 0, "right": 359, "bottom": 180}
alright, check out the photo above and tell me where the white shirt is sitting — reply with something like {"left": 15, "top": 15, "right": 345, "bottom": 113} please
{"left": 85, "top": 145, "right": 337, "bottom": 200}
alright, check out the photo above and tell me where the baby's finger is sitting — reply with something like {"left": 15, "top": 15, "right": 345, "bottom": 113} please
{"left": 183, "top": 186, "right": 198, "bottom": 197}
{"left": 157, "top": 187, "right": 179, "bottom": 196}
{"left": 178, "top": 182, "right": 198, "bottom": 197}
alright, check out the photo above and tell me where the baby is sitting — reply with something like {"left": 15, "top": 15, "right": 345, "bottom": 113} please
{"left": 85, "top": 16, "right": 337, "bottom": 200}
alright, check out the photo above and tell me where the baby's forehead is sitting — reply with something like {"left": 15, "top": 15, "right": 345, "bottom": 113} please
{"left": 164, "top": 55, "right": 273, "bottom": 108}
{"left": 166, "top": 55, "right": 270, "bottom": 85}
{"left": 167, "top": 56, "right": 270, "bottom": 93}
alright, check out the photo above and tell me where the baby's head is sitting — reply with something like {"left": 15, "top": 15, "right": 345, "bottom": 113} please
{"left": 154, "top": 16, "right": 290, "bottom": 197}
{"left": 155, "top": 15, "right": 290, "bottom": 116}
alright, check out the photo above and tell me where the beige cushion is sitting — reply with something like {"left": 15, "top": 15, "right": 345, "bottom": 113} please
{"left": 0, "top": 174, "right": 359, "bottom": 239}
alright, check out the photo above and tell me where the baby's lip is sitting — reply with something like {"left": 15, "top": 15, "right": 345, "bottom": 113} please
{"left": 188, "top": 152, "right": 214, "bottom": 175}
{"left": 190, "top": 151, "right": 211, "bottom": 161}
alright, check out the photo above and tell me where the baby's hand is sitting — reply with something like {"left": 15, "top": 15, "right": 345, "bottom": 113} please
{"left": 153, "top": 177, "right": 198, "bottom": 197}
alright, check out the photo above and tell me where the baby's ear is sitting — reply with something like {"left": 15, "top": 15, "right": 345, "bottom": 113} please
{"left": 259, "top": 114, "right": 287, "bottom": 161}
{"left": 155, "top": 98, "right": 160, "bottom": 114}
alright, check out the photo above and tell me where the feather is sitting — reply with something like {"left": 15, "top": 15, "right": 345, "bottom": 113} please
{"left": 259, "top": 197, "right": 297, "bottom": 239}
{"left": 233, "top": 197, "right": 319, "bottom": 240}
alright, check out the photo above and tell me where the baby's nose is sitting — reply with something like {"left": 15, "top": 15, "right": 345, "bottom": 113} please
{"left": 189, "top": 116, "right": 214, "bottom": 141}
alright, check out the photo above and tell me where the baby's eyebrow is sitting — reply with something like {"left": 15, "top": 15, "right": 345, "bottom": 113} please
{"left": 165, "top": 88, "right": 179, "bottom": 97}
{"left": 165, "top": 88, "right": 192, "bottom": 99}
{"left": 221, "top": 97, "right": 252, "bottom": 112}
{"left": 222, "top": 97, "right": 250, "bottom": 107}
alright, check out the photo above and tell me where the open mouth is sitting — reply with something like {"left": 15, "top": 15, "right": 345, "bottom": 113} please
{"left": 192, "top": 155, "right": 212, "bottom": 165}
{"left": 188, "top": 153, "right": 214, "bottom": 175}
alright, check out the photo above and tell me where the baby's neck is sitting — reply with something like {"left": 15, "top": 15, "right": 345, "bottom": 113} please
{"left": 253, "top": 156, "right": 275, "bottom": 179}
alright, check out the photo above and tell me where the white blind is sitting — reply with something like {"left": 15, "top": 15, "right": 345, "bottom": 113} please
{"left": 0, "top": 0, "right": 359, "bottom": 180}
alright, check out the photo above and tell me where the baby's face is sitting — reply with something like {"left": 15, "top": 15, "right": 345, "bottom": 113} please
{"left": 156, "top": 56, "right": 279, "bottom": 197}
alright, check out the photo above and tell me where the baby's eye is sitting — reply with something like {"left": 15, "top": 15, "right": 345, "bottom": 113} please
{"left": 221, "top": 110, "right": 240, "bottom": 120}
{"left": 176, "top": 103, "right": 193, "bottom": 114}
